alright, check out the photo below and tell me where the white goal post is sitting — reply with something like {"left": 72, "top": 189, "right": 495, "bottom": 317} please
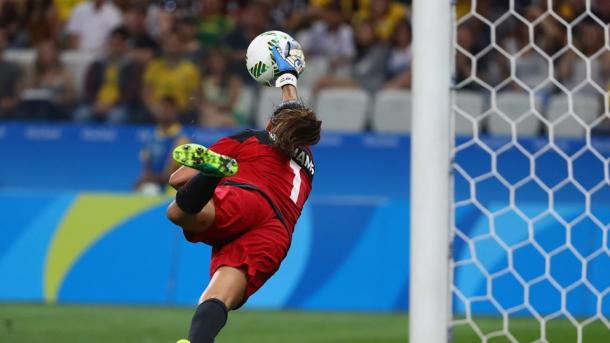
{"left": 411, "top": 0, "right": 610, "bottom": 342}
{"left": 409, "top": 0, "right": 453, "bottom": 342}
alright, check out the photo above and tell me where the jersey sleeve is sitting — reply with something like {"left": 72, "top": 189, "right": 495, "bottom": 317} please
{"left": 209, "top": 129, "right": 270, "bottom": 157}
{"left": 209, "top": 136, "right": 241, "bottom": 157}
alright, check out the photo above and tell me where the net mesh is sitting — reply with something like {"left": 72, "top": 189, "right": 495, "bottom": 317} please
{"left": 451, "top": 1, "right": 610, "bottom": 342}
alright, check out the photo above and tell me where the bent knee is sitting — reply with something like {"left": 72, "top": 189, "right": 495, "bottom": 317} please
{"left": 168, "top": 171, "right": 182, "bottom": 190}
{"left": 167, "top": 201, "right": 215, "bottom": 233}
{"left": 166, "top": 201, "right": 187, "bottom": 225}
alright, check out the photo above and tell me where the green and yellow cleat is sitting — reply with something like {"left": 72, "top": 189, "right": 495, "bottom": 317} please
{"left": 176, "top": 340, "right": 190, "bottom": 343}
{"left": 173, "top": 143, "right": 238, "bottom": 177}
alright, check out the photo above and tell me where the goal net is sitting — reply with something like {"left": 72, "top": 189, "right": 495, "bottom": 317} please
{"left": 451, "top": 0, "right": 610, "bottom": 342}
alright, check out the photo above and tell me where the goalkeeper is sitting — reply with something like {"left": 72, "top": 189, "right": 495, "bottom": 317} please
{"left": 166, "top": 43, "right": 321, "bottom": 343}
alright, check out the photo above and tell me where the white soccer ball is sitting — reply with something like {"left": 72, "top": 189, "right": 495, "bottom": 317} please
{"left": 246, "top": 30, "right": 303, "bottom": 86}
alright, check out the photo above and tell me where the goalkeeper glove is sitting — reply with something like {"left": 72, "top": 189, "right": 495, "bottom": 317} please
{"left": 271, "top": 42, "right": 305, "bottom": 88}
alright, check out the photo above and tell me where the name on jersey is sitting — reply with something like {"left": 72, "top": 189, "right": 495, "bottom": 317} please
{"left": 293, "top": 147, "right": 315, "bottom": 178}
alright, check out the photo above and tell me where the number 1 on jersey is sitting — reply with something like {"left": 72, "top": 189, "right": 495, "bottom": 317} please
{"left": 289, "top": 160, "right": 302, "bottom": 204}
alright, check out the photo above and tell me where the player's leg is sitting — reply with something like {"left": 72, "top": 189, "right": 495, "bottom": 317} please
{"left": 181, "top": 216, "right": 289, "bottom": 343}
{"left": 166, "top": 143, "right": 238, "bottom": 232}
{"left": 187, "top": 266, "right": 247, "bottom": 343}
{"left": 167, "top": 199, "right": 216, "bottom": 234}
{"left": 200, "top": 266, "right": 247, "bottom": 309}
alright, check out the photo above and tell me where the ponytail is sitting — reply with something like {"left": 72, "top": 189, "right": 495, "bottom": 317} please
{"left": 270, "top": 106, "right": 321, "bottom": 155}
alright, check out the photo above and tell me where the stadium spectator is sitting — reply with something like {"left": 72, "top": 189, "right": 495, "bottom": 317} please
{"left": 120, "top": 35, "right": 158, "bottom": 124}
{"left": 134, "top": 95, "right": 188, "bottom": 194}
{"left": 74, "top": 27, "right": 132, "bottom": 123}
{"left": 455, "top": 23, "right": 477, "bottom": 89}
{"left": 124, "top": 4, "right": 158, "bottom": 53}
{"left": 196, "top": 0, "right": 233, "bottom": 47}
{"left": 200, "top": 49, "right": 245, "bottom": 128}
{"left": 553, "top": 0, "right": 610, "bottom": 24}
{"left": 18, "top": 0, "right": 61, "bottom": 47}
{"left": 0, "top": 0, "right": 19, "bottom": 45}
{"left": 0, "top": 27, "right": 22, "bottom": 119}
{"left": 308, "top": 0, "right": 363, "bottom": 23}
{"left": 143, "top": 32, "right": 201, "bottom": 123}
{"left": 313, "top": 19, "right": 389, "bottom": 94}
{"left": 176, "top": 17, "right": 205, "bottom": 63}
{"left": 224, "top": 3, "right": 270, "bottom": 84}
{"left": 111, "top": 0, "right": 130, "bottom": 11}
{"left": 267, "top": 0, "right": 311, "bottom": 33}
{"left": 527, "top": 5, "right": 566, "bottom": 57}
{"left": 457, "top": 12, "right": 506, "bottom": 89}
{"left": 553, "top": 0, "right": 586, "bottom": 21}
{"left": 456, "top": 0, "right": 528, "bottom": 20}
{"left": 500, "top": 13, "right": 549, "bottom": 93}
{"left": 19, "top": 40, "right": 76, "bottom": 120}
{"left": 469, "top": 0, "right": 509, "bottom": 22}
{"left": 66, "top": 0, "right": 123, "bottom": 52}
{"left": 455, "top": 0, "right": 471, "bottom": 18}
{"left": 383, "top": 19, "right": 411, "bottom": 89}
{"left": 300, "top": 2, "right": 355, "bottom": 72}
{"left": 55, "top": 0, "right": 86, "bottom": 24}
{"left": 593, "top": 0, "right": 610, "bottom": 23}
{"left": 352, "top": 0, "right": 407, "bottom": 42}
{"left": 144, "top": 1, "right": 174, "bottom": 41}
{"left": 558, "top": 18, "right": 606, "bottom": 96}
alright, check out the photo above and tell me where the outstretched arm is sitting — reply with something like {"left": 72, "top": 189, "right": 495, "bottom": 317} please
{"left": 281, "top": 84, "right": 298, "bottom": 102}
{"left": 272, "top": 41, "right": 305, "bottom": 103}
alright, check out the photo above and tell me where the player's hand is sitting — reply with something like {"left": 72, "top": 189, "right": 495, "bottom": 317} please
{"left": 272, "top": 42, "right": 305, "bottom": 88}
{"left": 271, "top": 41, "right": 305, "bottom": 76}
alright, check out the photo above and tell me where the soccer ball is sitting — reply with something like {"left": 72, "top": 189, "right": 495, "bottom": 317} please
{"left": 246, "top": 30, "right": 303, "bottom": 86}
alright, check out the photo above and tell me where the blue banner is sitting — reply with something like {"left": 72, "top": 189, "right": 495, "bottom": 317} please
{"left": 0, "top": 122, "right": 609, "bottom": 315}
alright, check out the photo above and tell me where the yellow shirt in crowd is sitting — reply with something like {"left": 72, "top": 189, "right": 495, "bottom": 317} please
{"left": 144, "top": 59, "right": 200, "bottom": 112}
{"left": 310, "top": 0, "right": 407, "bottom": 41}
{"left": 352, "top": 1, "right": 407, "bottom": 41}
{"left": 55, "top": 0, "right": 85, "bottom": 22}
{"left": 96, "top": 63, "right": 120, "bottom": 106}
{"left": 310, "top": 0, "right": 361, "bottom": 10}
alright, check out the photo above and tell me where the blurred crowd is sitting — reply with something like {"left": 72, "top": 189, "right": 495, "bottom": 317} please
{"left": 456, "top": 0, "right": 610, "bottom": 98}
{"left": 0, "top": 0, "right": 609, "bottom": 130}
{"left": 0, "top": 0, "right": 412, "bottom": 127}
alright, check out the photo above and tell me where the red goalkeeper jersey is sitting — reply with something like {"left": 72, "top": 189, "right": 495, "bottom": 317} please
{"left": 209, "top": 129, "right": 315, "bottom": 230}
